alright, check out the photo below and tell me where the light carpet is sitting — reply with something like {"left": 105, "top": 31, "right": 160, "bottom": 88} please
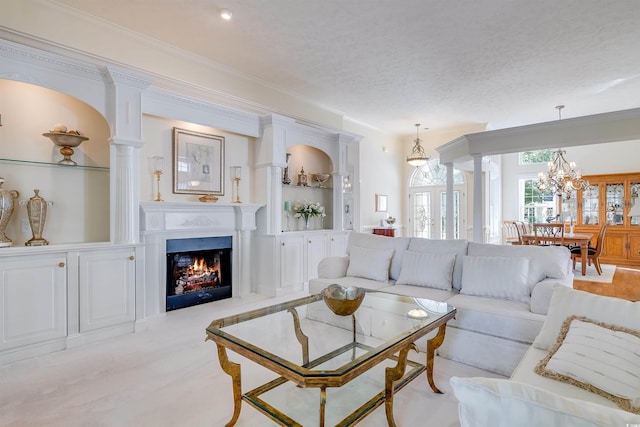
{"left": 0, "top": 293, "right": 504, "bottom": 427}
{"left": 573, "top": 262, "right": 616, "bottom": 283}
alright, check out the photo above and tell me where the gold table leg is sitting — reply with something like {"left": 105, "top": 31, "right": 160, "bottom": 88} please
{"left": 288, "top": 308, "right": 310, "bottom": 366}
{"left": 319, "top": 386, "right": 327, "bottom": 427}
{"left": 385, "top": 343, "right": 418, "bottom": 427}
{"left": 216, "top": 344, "right": 242, "bottom": 427}
{"left": 426, "top": 323, "right": 447, "bottom": 394}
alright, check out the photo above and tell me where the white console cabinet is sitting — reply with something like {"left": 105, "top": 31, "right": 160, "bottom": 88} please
{"left": 0, "top": 244, "right": 141, "bottom": 364}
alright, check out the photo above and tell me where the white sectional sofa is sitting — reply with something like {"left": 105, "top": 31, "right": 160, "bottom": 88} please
{"left": 451, "top": 286, "right": 640, "bottom": 426}
{"left": 308, "top": 232, "right": 574, "bottom": 376}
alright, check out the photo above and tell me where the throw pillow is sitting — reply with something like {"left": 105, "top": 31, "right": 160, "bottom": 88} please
{"left": 346, "top": 232, "right": 410, "bottom": 280}
{"left": 535, "top": 315, "right": 640, "bottom": 414}
{"left": 408, "top": 238, "right": 468, "bottom": 291}
{"left": 533, "top": 286, "right": 640, "bottom": 351}
{"left": 395, "top": 250, "right": 456, "bottom": 290}
{"left": 346, "top": 245, "right": 394, "bottom": 282}
{"left": 460, "top": 256, "right": 530, "bottom": 303}
{"left": 450, "top": 376, "right": 640, "bottom": 427}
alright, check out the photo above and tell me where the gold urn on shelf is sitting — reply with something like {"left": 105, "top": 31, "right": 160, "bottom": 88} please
{"left": 42, "top": 124, "right": 89, "bottom": 165}
{"left": 0, "top": 177, "right": 19, "bottom": 247}
{"left": 23, "top": 189, "right": 52, "bottom": 246}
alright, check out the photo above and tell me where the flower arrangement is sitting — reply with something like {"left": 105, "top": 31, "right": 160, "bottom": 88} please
{"left": 292, "top": 200, "right": 326, "bottom": 220}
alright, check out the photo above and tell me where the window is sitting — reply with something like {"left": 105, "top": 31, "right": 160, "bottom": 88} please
{"left": 520, "top": 177, "right": 555, "bottom": 223}
{"left": 519, "top": 149, "right": 555, "bottom": 165}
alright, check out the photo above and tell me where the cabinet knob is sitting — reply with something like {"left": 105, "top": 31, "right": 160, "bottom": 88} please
{"left": 308, "top": 240, "right": 312, "bottom": 244}
{"left": 129, "top": 255, "right": 135, "bottom": 261}
{"left": 331, "top": 238, "right": 334, "bottom": 241}
{"left": 282, "top": 242, "right": 285, "bottom": 246}
{"left": 58, "top": 262, "right": 65, "bottom": 268}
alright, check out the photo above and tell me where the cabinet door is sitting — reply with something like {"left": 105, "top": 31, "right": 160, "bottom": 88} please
{"left": 79, "top": 248, "right": 135, "bottom": 332}
{"left": 629, "top": 234, "right": 640, "bottom": 261}
{"left": 280, "top": 236, "right": 304, "bottom": 291}
{"left": 602, "top": 232, "right": 628, "bottom": 261}
{"left": 306, "top": 234, "right": 328, "bottom": 281}
{"left": 328, "top": 232, "right": 348, "bottom": 256}
{"left": 0, "top": 255, "right": 67, "bottom": 351}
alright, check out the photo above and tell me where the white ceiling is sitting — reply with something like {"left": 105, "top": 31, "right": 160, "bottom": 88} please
{"left": 55, "top": 0, "right": 640, "bottom": 136}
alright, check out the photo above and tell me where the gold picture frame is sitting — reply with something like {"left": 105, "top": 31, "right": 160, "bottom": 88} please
{"left": 173, "top": 127, "right": 225, "bottom": 195}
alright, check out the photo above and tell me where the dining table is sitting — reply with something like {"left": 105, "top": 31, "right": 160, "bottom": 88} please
{"left": 521, "top": 232, "right": 594, "bottom": 276}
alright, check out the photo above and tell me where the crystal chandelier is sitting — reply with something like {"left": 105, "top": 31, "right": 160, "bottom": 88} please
{"left": 535, "top": 149, "right": 589, "bottom": 199}
{"left": 406, "top": 124, "right": 430, "bottom": 167}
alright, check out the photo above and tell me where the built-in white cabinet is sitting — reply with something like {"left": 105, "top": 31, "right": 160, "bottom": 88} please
{"left": 0, "top": 254, "right": 67, "bottom": 353}
{"left": 0, "top": 244, "right": 141, "bottom": 364}
{"left": 79, "top": 248, "right": 136, "bottom": 333}
{"left": 254, "top": 231, "right": 348, "bottom": 297}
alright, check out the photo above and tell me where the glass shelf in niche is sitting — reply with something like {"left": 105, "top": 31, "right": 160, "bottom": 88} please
{"left": 0, "top": 158, "right": 109, "bottom": 172}
{"left": 282, "top": 184, "right": 332, "bottom": 191}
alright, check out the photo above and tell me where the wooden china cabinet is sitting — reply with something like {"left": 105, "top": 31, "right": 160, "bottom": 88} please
{"left": 563, "top": 172, "right": 640, "bottom": 266}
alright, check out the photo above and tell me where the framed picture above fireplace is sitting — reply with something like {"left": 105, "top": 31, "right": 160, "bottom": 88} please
{"left": 173, "top": 127, "right": 225, "bottom": 195}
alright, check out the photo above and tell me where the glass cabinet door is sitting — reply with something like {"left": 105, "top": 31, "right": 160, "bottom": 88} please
{"left": 606, "top": 183, "right": 625, "bottom": 225}
{"left": 581, "top": 184, "right": 599, "bottom": 226}
{"left": 631, "top": 182, "right": 640, "bottom": 227}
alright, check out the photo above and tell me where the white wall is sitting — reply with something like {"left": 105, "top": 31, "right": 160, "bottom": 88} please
{"left": 139, "top": 115, "right": 254, "bottom": 204}
{"left": 501, "top": 140, "right": 640, "bottom": 221}
{"left": 0, "top": 79, "right": 110, "bottom": 245}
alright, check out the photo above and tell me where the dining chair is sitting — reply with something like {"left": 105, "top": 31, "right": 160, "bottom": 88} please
{"left": 514, "top": 221, "right": 533, "bottom": 245}
{"left": 502, "top": 220, "right": 520, "bottom": 245}
{"left": 533, "top": 223, "right": 565, "bottom": 246}
{"left": 571, "top": 223, "right": 608, "bottom": 275}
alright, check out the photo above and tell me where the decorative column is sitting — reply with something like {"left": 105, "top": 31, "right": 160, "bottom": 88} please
{"left": 473, "top": 154, "right": 484, "bottom": 243}
{"left": 445, "top": 162, "right": 454, "bottom": 239}
{"left": 103, "top": 65, "right": 152, "bottom": 244}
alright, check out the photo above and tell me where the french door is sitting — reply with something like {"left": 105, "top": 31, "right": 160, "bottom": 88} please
{"left": 409, "top": 186, "right": 464, "bottom": 239}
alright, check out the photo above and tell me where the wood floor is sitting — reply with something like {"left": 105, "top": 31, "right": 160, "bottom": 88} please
{"left": 573, "top": 264, "right": 640, "bottom": 301}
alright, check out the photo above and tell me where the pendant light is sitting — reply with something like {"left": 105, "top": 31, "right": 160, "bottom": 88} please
{"left": 406, "top": 124, "right": 430, "bottom": 167}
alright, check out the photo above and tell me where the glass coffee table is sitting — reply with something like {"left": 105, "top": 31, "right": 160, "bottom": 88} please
{"left": 206, "top": 290, "right": 456, "bottom": 426}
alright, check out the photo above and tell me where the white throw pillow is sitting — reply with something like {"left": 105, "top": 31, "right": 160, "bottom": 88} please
{"left": 347, "top": 232, "right": 410, "bottom": 280}
{"left": 450, "top": 376, "right": 640, "bottom": 427}
{"left": 460, "top": 256, "right": 530, "bottom": 303}
{"left": 395, "top": 250, "right": 456, "bottom": 290}
{"left": 346, "top": 245, "right": 394, "bottom": 282}
{"left": 533, "top": 286, "right": 640, "bottom": 351}
{"left": 408, "top": 238, "right": 468, "bottom": 290}
{"left": 535, "top": 316, "right": 640, "bottom": 414}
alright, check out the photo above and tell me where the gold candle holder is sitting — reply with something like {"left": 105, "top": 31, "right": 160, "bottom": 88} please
{"left": 153, "top": 156, "right": 164, "bottom": 202}
{"left": 231, "top": 166, "right": 242, "bottom": 203}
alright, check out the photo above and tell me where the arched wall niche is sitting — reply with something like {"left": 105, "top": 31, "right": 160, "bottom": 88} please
{"left": 0, "top": 78, "right": 111, "bottom": 244}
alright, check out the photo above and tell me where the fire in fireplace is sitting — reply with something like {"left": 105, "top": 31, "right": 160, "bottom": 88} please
{"left": 166, "top": 236, "right": 232, "bottom": 311}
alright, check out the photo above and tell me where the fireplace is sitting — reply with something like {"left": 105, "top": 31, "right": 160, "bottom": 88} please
{"left": 166, "top": 236, "right": 232, "bottom": 311}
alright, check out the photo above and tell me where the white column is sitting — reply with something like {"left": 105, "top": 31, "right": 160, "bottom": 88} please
{"left": 111, "top": 140, "right": 141, "bottom": 243}
{"left": 473, "top": 154, "right": 484, "bottom": 243}
{"left": 445, "top": 162, "right": 454, "bottom": 239}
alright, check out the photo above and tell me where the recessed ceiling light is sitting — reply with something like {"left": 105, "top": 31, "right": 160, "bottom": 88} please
{"left": 220, "top": 9, "right": 232, "bottom": 20}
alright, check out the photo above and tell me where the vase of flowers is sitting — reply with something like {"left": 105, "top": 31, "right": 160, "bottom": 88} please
{"left": 292, "top": 200, "right": 325, "bottom": 230}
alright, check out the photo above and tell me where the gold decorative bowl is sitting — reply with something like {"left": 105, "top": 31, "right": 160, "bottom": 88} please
{"left": 42, "top": 132, "right": 89, "bottom": 165}
{"left": 321, "top": 284, "right": 365, "bottom": 316}
{"left": 312, "top": 173, "right": 331, "bottom": 188}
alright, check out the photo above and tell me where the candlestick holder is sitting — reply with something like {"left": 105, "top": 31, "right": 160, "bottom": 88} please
{"left": 153, "top": 156, "right": 164, "bottom": 202}
{"left": 231, "top": 166, "right": 242, "bottom": 203}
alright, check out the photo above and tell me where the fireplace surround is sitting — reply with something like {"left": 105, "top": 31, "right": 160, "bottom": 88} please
{"left": 140, "top": 202, "right": 262, "bottom": 318}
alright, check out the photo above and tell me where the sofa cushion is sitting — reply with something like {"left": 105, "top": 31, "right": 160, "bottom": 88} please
{"left": 450, "top": 376, "right": 640, "bottom": 427}
{"left": 395, "top": 250, "right": 456, "bottom": 290}
{"left": 308, "top": 276, "right": 390, "bottom": 295}
{"left": 347, "top": 232, "right": 410, "bottom": 280}
{"left": 378, "top": 284, "right": 454, "bottom": 302}
{"left": 533, "top": 286, "right": 640, "bottom": 351}
{"left": 460, "top": 256, "right": 530, "bottom": 303}
{"left": 445, "top": 293, "right": 544, "bottom": 343}
{"left": 535, "top": 315, "right": 640, "bottom": 414}
{"left": 467, "top": 242, "right": 571, "bottom": 291}
{"left": 408, "top": 238, "right": 468, "bottom": 290}
{"left": 346, "top": 245, "right": 393, "bottom": 281}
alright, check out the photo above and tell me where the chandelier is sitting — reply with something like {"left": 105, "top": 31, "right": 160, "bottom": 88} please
{"left": 406, "top": 124, "right": 430, "bottom": 167}
{"left": 535, "top": 149, "right": 589, "bottom": 199}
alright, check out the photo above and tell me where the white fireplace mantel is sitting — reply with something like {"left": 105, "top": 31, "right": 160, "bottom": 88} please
{"left": 140, "top": 201, "right": 263, "bottom": 318}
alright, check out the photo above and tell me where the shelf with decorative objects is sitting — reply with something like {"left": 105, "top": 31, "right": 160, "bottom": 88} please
{"left": 0, "top": 158, "right": 109, "bottom": 172}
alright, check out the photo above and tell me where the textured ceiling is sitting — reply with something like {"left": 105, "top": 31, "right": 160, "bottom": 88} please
{"left": 54, "top": 0, "right": 640, "bottom": 136}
